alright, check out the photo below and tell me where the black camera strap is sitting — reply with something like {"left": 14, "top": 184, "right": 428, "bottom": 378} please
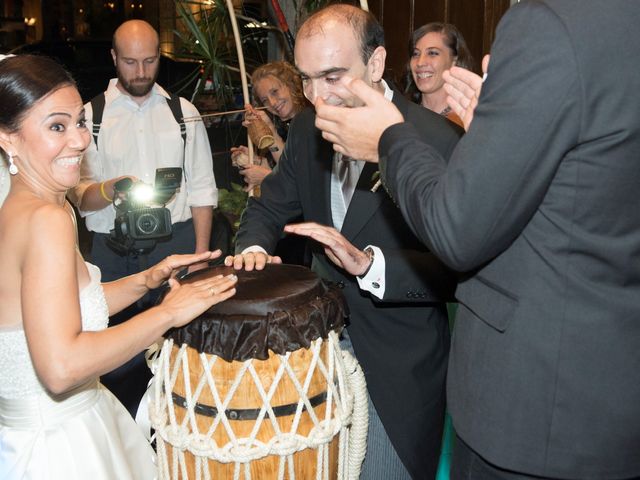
{"left": 90, "top": 92, "right": 187, "bottom": 175}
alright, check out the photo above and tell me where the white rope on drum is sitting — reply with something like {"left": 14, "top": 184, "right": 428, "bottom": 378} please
{"left": 149, "top": 330, "right": 369, "bottom": 479}
{"left": 341, "top": 349, "right": 368, "bottom": 480}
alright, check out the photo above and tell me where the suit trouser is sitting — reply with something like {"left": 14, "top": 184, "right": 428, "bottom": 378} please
{"left": 340, "top": 330, "right": 412, "bottom": 480}
{"left": 89, "top": 220, "right": 196, "bottom": 417}
{"left": 451, "top": 434, "right": 640, "bottom": 480}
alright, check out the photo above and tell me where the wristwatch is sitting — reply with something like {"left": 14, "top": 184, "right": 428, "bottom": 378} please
{"left": 358, "top": 247, "right": 375, "bottom": 278}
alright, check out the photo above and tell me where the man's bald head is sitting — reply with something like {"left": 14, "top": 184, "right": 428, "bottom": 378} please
{"left": 297, "top": 4, "right": 384, "bottom": 65}
{"left": 294, "top": 4, "right": 387, "bottom": 108}
{"left": 112, "top": 20, "right": 159, "bottom": 54}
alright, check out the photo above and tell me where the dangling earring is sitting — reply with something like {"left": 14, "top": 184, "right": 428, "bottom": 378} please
{"left": 8, "top": 152, "right": 18, "bottom": 175}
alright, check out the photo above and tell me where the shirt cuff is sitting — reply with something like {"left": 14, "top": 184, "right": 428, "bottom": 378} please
{"left": 241, "top": 245, "right": 268, "bottom": 255}
{"left": 356, "top": 245, "right": 385, "bottom": 299}
{"left": 187, "top": 188, "right": 218, "bottom": 208}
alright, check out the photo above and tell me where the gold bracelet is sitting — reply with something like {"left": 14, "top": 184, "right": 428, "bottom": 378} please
{"left": 99, "top": 181, "right": 113, "bottom": 202}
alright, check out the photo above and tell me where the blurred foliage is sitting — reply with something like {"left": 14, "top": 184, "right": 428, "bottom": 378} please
{"left": 217, "top": 182, "right": 248, "bottom": 225}
{"left": 171, "top": 0, "right": 268, "bottom": 110}
{"left": 292, "top": 0, "right": 333, "bottom": 32}
{"left": 172, "top": 0, "right": 238, "bottom": 108}
{"left": 293, "top": 0, "right": 330, "bottom": 15}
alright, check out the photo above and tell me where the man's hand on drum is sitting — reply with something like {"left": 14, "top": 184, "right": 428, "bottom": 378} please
{"left": 284, "top": 222, "right": 372, "bottom": 276}
{"left": 145, "top": 250, "right": 222, "bottom": 290}
{"left": 157, "top": 273, "right": 237, "bottom": 328}
{"left": 224, "top": 251, "right": 282, "bottom": 271}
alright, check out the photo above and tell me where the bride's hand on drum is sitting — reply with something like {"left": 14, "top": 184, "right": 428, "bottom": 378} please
{"left": 224, "top": 251, "right": 282, "bottom": 271}
{"left": 102, "top": 250, "right": 225, "bottom": 317}
{"left": 284, "top": 222, "right": 372, "bottom": 276}
{"left": 158, "top": 274, "right": 237, "bottom": 328}
{"left": 145, "top": 251, "right": 222, "bottom": 290}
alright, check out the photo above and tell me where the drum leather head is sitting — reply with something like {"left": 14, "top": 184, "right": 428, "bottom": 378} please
{"left": 164, "top": 264, "right": 348, "bottom": 361}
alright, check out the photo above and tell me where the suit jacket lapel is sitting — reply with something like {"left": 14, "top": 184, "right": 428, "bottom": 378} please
{"left": 340, "top": 161, "right": 384, "bottom": 239}
{"left": 315, "top": 135, "right": 334, "bottom": 226}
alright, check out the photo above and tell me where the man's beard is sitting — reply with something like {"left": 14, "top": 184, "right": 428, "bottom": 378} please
{"left": 117, "top": 71, "right": 157, "bottom": 97}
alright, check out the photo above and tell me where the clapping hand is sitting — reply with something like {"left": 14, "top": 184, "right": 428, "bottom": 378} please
{"left": 443, "top": 54, "right": 490, "bottom": 131}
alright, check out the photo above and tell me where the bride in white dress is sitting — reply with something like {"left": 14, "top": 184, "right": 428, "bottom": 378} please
{"left": 0, "top": 54, "right": 237, "bottom": 479}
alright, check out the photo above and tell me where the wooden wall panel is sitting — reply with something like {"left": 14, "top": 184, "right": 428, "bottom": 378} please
{"left": 413, "top": 0, "right": 449, "bottom": 27}
{"left": 367, "top": 0, "right": 511, "bottom": 84}
{"left": 369, "top": 0, "right": 415, "bottom": 83}
{"left": 483, "top": 0, "right": 511, "bottom": 53}
{"left": 449, "top": 0, "right": 486, "bottom": 72}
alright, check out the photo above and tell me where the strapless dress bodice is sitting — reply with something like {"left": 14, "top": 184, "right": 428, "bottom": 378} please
{"left": 0, "top": 263, "right": 109, "bottom": 399}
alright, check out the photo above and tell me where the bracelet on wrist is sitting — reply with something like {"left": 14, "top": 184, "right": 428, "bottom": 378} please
{"left": 99, "top": 181, "right": 113, "bottom": 202}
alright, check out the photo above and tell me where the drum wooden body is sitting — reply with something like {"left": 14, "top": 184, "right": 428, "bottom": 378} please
{"left": 149, "top": 265, "right": 361, "bottom": 480}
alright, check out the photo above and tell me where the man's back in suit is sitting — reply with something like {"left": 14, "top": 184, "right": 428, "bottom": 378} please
{"left": 363, "top": 1, "right": 640, "bottom": 478}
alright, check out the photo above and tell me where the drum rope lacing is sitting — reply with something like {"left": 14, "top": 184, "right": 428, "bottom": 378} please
{"left": 149, "top": 331, "right": 368, "bottom": 480}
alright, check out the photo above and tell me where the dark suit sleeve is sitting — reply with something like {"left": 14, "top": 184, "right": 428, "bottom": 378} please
{"left": 234, "top": 122, "right": 304, "bottom": 253}
{"left": 375, "top": 248, "right": 456, "bottom": 302}
{"left": 379, "top": 2, "right": 581, "bottom": 272}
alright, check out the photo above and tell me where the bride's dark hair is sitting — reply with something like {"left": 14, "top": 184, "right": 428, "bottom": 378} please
{"left": 0, "top": 55, "right": 76, "bottom": 134}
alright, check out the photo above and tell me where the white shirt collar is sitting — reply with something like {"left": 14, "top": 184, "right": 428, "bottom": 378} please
{"left": 104, "top": 79, "right": 170, "bottom": 107}
{"left": 381, "top": 79, "right": 394, "bottom": 102}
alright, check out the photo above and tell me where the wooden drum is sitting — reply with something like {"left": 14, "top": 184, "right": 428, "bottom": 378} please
{"left": 149, "top": 264, "right": 367, "bottom": 480}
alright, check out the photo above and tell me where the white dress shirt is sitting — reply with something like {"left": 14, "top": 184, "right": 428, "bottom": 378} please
{"left": 71, "top": 79, "right": 217, "bottom": 234}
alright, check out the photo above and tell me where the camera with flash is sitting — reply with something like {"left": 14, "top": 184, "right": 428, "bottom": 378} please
{"left": 107, "top": 167, "right": 182, "bottom": 255}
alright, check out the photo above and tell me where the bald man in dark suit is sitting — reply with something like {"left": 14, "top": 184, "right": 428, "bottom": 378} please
{"left": 226, "top": 4, "right": 463, "bottom": 478}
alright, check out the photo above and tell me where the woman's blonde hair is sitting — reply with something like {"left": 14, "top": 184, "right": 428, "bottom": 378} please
{"left": 251, "top": 61, "right": 308, "bottom": 115}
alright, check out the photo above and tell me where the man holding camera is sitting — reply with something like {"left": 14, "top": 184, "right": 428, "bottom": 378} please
{"left": 70, "top": 19, "right": 216, "bottom": 416}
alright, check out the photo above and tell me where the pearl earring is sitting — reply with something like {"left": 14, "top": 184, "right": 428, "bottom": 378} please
{"left": 8, "top": 152, "right": 18, "bottom": 175}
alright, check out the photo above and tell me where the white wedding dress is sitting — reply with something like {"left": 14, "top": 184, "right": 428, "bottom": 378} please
{"left": 0, "top": 263, "right": 156, "bottom": 479}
